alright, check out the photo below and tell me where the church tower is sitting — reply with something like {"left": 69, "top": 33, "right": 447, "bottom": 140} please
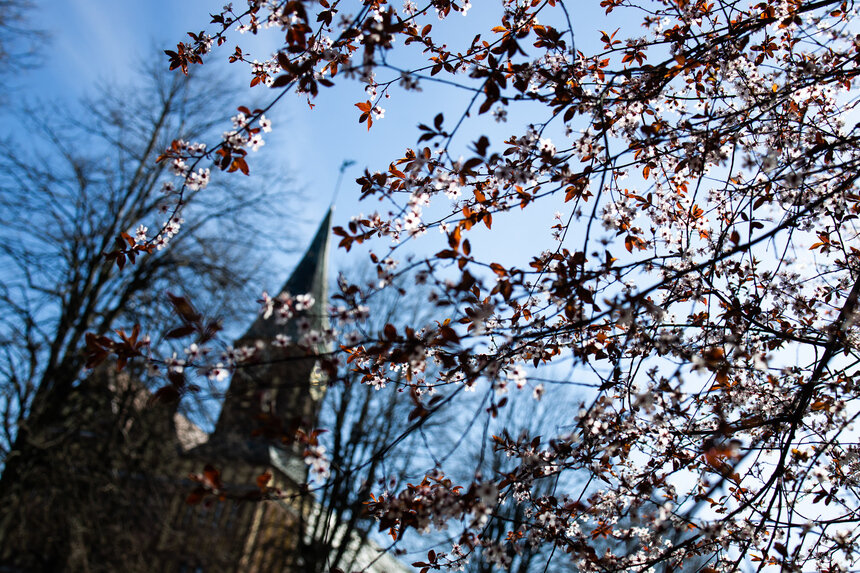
{"left": 205, "top": 207, "right": 332, "bottom": 468}
{"left": 156, "top": 209, "right": 334, "bottom": 572}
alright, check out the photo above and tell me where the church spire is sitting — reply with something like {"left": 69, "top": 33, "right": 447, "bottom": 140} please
{"left": 280, "top": 206, "right": 332, "bottom": 316}
{"left": 209, "top": 209, "right": 333, "bottom": 461}
{"left": 240, "top": 207, "right": 332, "bottom": 342}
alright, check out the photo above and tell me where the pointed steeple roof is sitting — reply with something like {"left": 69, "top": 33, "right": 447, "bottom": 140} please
{"left": 240, "top": 208, "right": 332, "bottom": 341}
{"left": 280, "top": 207, "right": 332, "bottom": 311}
{"left": 203, "top": 209, "right": 333, "bottom": 470}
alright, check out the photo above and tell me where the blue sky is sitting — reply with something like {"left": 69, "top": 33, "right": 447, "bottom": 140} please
{"left": 23, "top": 0, "right": 623, "bottom": 288}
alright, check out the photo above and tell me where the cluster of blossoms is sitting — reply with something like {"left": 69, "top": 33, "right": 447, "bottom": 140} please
{"left": 155, "top": 340, "right": 260, "bottom": 382}
{"left": 137, "top": 0, "right": 860, "bottom": 570}
{"left": 257, "top": 291, "right": 314, "bottom": 325}
{"left": 365, "top": 473, "right": 498, "bottom": 538}
{"left": 223, "top": 111, "right": 272, "bottom": 152}
{"left": 303, "top": 444, "right": 331, "bottom": 479}
{"left": 219, "top": 343, "right": 262, "bottom": 367}
{"left": 167, "top": 140, "right": 211, "bottom": 187}
{"left": 146, "top": 216, "right": 184, "bottom": 251}
{"left": 331, "top": 303, "right": 371, "bottom": 323}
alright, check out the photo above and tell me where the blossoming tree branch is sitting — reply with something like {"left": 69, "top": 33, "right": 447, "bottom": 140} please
{"left": 97, "top": 0, "right": 860, "bottom": 570}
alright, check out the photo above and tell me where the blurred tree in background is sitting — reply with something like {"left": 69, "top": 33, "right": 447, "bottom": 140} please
{"left": 0, "top": 62, "right": 297, "bottom": 569}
